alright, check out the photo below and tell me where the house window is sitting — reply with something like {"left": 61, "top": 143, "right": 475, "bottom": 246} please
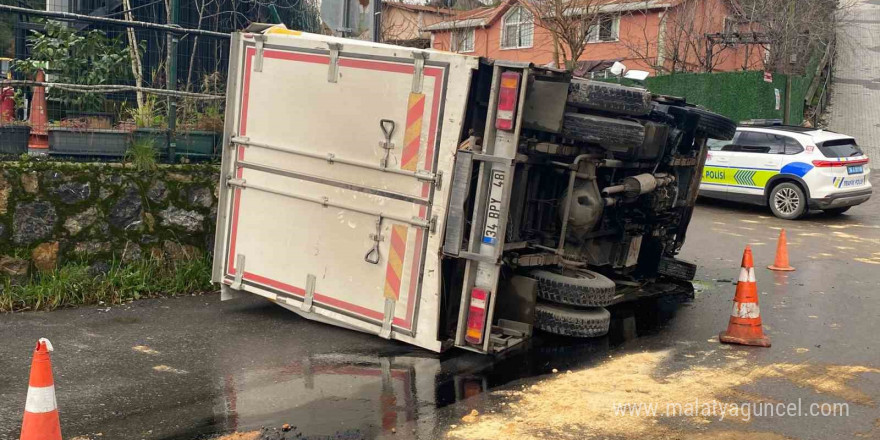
{"left": 452, "top": 28, "right": 475, "bottom": 53}
{"left": 501, "top": 6, "right": 534, "bottom": 49}
{"left": 586, "top": 14, "right": 620, "bottom": 43}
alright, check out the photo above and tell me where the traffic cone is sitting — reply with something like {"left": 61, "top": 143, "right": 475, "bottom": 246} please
{"left": 720, "top": 246, "right": 771, "bottom": 347}
{"left": 20, "top": 338, "right": 62, "bottom": 440}
{"left": 27, "top": 70, "right": 49, "bottom": 150}
{"left": 767, "top": 229, "right": 795, "bottom": 271}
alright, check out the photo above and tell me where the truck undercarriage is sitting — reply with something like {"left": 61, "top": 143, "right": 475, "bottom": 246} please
{"left": 441, "top": 61, "right": 736, "bottom": 348}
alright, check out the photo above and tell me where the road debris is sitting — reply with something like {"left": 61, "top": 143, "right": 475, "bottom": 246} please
{"left": 255, "top": 426, "right": 304, "bottom": 440}
{"left": 446, "top": 350, "right": 880, "bottom": 440}
{"left": 132, "top": 345, "right": 159, "bottom": 355}
{"left": 462, "top": 409, "right": 480, "bottom": 423}
{"left": 152, "top": 365, "right": 187, "bottom": 374}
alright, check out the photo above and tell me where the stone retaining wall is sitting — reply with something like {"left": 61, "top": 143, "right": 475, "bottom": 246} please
{"left": 0, "top": 161, "right": 219, "bottom": 280}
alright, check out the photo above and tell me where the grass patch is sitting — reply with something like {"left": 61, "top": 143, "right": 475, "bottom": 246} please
{"left": 0, "top": 256, "right": 214, "bottom": 312}
{"left": 125, "top": 137, "right": 160, "bottom": 171}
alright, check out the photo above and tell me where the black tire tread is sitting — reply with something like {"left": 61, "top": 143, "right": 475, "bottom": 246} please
{"left": 562, "top": 113, "right": 646, "bottom": 147}
{"left": 534, "top": 303, "right": 611, "bottom": 338}
{"left": 567, "top": 79, "right": 653, "bottom": 116}
{"left": 531, "top": 269, "right": 617, "bottom": 307}
{"left": 691, "top": 107, "right": 737, "bottom": 140}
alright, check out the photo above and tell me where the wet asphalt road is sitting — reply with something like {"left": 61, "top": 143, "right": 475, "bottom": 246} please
{"left": 2, "top": 177, "right": 880, "bottom": 440}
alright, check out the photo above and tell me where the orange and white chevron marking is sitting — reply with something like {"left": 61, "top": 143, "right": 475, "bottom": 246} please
{"left": 383, "top": 225, "right": 409, "bottom": 301}
{"left": 401, "top": 93, "right": 425, "bottom": 172}
{"left": 20, "top": 338, "right": 62, "bottom": 440}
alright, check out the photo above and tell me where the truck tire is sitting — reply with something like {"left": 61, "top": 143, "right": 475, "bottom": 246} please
{"left": 567, "top": 79, "right": 653, "bottom": 116}
{"left": 531, "top": 269, "right": 617, "bottom": 307}
{"left": 562, "top": 113, "right": 646, "bottom": 147}
{"left": 690, "top": 107, "right": 737, "bottom": 140}
{"left": 535, "top": 302, "right": 611, "bottom": 338}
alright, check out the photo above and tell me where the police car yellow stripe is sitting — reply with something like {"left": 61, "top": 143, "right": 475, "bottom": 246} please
{"left": 703, "top": 166, "right": 778, "bottom": 188}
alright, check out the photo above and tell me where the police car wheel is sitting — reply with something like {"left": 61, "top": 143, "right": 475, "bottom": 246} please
{"left": 769, "top": 182, "right": 807, "bottom": 220}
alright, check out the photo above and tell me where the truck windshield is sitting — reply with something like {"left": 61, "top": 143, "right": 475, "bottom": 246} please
{"left": 819, "top": 138, "right": 863, "bottom": 157}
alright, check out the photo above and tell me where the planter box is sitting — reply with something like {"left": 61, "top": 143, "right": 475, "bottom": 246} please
{"left": 0, "top": 125, "right": 31, "bottom": 155}
{"left": 174, "top": 131, "right": 218, "bottom": 160}
{"left": 49, "top": 127, "right": 129, "bottom": 157}
{"left": 132, "top": 129, "right": 219, "bottom": 161}
{"left": 131, "top": 128, "right": 167, "bottom": 155}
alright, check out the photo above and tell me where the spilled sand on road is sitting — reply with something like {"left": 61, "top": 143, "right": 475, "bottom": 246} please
{"left": 213, "top": 432, "right": 259, "bottom": 440}
{"left": 447, "top": 350, "right": 879, "bottom": 440}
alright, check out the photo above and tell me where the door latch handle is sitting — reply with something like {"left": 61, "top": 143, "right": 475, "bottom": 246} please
{"left": 379, "top": 119, "right": 396, "bottom": 169}
{"left": 364, "top": 217, "right": 385, "bottom": 264}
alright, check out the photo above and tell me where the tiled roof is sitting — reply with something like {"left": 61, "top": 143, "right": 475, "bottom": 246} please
{"left": 383, "top": 1, "right": 457, "bottom": 15}
{"left": 424, "top": 0, "right": 683, "bottom": 31}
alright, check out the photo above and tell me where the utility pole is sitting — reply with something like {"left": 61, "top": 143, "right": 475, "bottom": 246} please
{"left": 783, "top": 0, "right": 796, "bottom": 125}
{"left": 166, "top": 0, "right": 180, "bottom": 163}
{"left": 371, "top": 0, "right": 381, "bottom": 43}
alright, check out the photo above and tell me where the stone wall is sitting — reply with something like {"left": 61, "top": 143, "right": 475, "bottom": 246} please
{"left": 0, "top": 161, "right": 219, "bottom": 280}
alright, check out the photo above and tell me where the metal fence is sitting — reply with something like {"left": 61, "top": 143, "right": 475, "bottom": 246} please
{"left": 0, "top": 0, "right": 320, "bottom": 160}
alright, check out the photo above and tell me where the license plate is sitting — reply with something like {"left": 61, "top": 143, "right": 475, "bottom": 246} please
{"left": 482, "top": 170, "right": 506, "bottom": 245}
{"left": 848, "top": 165, "right": 863, "bottom": 175}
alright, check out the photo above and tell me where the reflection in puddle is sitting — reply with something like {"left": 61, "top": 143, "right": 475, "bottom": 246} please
{"left": 206, "top": 285, "right": 694, "bottom": 439}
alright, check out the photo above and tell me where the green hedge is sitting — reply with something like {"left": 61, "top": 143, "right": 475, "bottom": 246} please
{"left": 644, "top": 71, "right": 794, "bottom": 123}
{"left": 599, "top": 62, "right": 820, "bottom": 124}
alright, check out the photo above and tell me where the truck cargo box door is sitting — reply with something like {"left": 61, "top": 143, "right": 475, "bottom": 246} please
{"left": 219, "top": 34, "right": 455, "bottom": 341}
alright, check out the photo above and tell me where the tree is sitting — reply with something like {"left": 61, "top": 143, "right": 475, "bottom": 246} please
{"left": 731, "top": 0, "right": 844, "bottom": 74}
{"left": 521, "top": 0, "right": 604, "bottom": 70}
{"left": 621, "top": 0, "right": 745, "bottom": 74}
{"left": 122, "top": 0, "right": 146, "bottom": 110}
{"left": 13, "top": 21, "right": 132, "bottom": 111}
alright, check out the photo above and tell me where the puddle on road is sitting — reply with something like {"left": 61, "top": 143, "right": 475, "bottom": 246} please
{"left": 178, "top": 295, "right": 690, "bottom": 440}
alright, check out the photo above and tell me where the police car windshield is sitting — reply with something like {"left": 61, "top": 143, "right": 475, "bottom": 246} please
{"left": 819, "top": 138, "right": 862, "bottom": 158}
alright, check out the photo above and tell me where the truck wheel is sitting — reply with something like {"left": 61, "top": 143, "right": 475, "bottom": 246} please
{"left": 769, "top": 182, "right": 807, "bottom": 220}
{"left": 562, "top": 113, "right": 646, "bottom": 147}
{"left": 531, "top": 269, "right": 617, "bottom": 307}
{"left": 567, "top": 79, "right": 653, "bottom": 116}
{"left": 690, "top": 107, "right": 736, "bottom": 140}
{"left": 534, "top": 302, "right": 611, "bottom": 338}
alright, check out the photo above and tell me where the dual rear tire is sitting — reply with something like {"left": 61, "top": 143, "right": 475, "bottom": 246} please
{"left": 531, "top": 269, "right": 615, "bottom": 338}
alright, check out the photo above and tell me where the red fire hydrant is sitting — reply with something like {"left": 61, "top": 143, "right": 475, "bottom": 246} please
{"left": 0, "top": 87, "right": 14, "bottom": 123}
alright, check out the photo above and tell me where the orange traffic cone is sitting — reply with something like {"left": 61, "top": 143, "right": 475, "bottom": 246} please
{"left": 20, "top": 338, "right": 62, "bottom": 440}
{"left": 27, "top": 70, "right": 49, "bottom": 150}
{"left": 767, "top": 229, "right": 795, "bottom": 271}
{"left": 720, "top": 246, "right": 771, "bottom": 347}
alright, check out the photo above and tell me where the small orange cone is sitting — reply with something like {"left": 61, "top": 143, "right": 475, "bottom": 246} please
{"left": 20, "top": 338, "right": 62, "bottom": 440}
{"left": 720, "top": 246, "right": 771, "bottom": 347}
{"left": 768, "top": 229, "right": 795, "bottom": 271}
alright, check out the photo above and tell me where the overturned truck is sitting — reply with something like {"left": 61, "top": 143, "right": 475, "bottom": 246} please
{"left": 212, "top": 28, "right": 736, "bottom": 354}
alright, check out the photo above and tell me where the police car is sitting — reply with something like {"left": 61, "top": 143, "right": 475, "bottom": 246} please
{"left": 700, "top": 124, "right": 872, "bottom": 219}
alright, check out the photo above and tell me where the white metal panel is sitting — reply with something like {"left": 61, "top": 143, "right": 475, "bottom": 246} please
{"left": 214, "top": 30, "right": 479, "bottom": 352}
